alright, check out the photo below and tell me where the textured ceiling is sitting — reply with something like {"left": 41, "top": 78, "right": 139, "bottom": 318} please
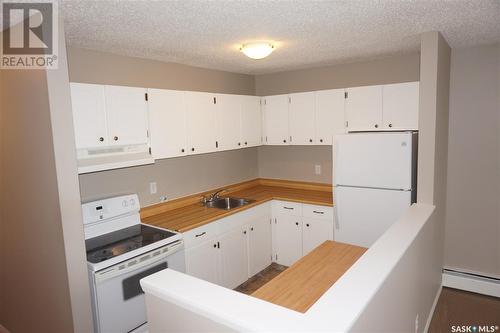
{"left": 61, "top": 0, "right": 500, "bottom": 75}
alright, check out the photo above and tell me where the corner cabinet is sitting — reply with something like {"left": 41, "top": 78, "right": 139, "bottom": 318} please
{"left": 240, "top": 95, "right": 262, "bottom": 147}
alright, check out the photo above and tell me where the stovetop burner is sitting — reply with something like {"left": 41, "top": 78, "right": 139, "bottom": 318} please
{"left": 85, "top": 224, "right": 176, "bottom": 264}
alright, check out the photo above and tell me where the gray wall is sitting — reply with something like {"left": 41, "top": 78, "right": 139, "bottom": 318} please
{"left": 444, "top": 43, "right": 500, "bottom": 276}
{"left": 257, "top": 146, "right": 332, "bottom": 184}
{"left": 254, "top": 53, "right": 420, "bottom": 96}
{"left": 80, "top": 148, "right": 259, "bottom": 206}
{"left": 67, "top": 47, "right": 255, "bottom": 95}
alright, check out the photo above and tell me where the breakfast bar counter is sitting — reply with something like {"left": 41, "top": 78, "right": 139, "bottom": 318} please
{"left": 252, "top": 240, "right": 367, "bottom": 313}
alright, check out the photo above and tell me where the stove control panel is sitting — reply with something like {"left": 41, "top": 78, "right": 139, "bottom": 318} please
{"left": 82, "top": 194, "right": 140, "bottom": 225}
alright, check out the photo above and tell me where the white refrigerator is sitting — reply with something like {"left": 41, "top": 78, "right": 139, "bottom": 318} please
{"left": 333, "top": 132, "right": 417, "bottom": 247}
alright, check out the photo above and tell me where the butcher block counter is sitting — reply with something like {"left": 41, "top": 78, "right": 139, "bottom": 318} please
{"left": 252, "top": 241, "right": 367, "bottom": 313}
{"left": 141, "top": 178, "right": 332, "bottom": 233}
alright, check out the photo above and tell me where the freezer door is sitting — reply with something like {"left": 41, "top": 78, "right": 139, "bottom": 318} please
{"left": 334, "top": 132, "right": 413, "bottom": 190}
{"left": 334, "top": 186, "right": 411, "bottom": 247}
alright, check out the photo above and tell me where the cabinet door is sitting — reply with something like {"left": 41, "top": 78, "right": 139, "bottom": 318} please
{"left": 302, "top": 217, "right": 334, "bottom": 256}
{"left": 289, "top": 92, "right": 316, "bottom": 145}
{"left": 274, "top": 214, "right": 302, "bottom": 266}
{"left": 185, "top": 91, "right": 217, "bottom": 154}
{"left": 105, "top": 85, "right": 149, "bottom": 146}
{"left": 219, "top": 226, "right": 249, "bottom": 289}
{"left": 345, "top": 85, "right": 383, "bottom": 131}
{"left": 316, "top": 89, "right": 345, "bottom": 145}
{"left": 382, "top": 82, "right": 419, "bottom": 130}
{"left": 70, "top": 83, "right": 108, "bottom": 149}
{"left": 248, "top": 216, "right": 272, "bottom": 277}
{"left": 215, "top": 94, "right": 242, "bottom": 151}
{"left": 148, "top": 89, "right": 187, "bottom": 159}
{"left": 185, "top": 239, "right": 219, "bottom": 285}
{"left": 240, "top": 95, "right": 262, "bottom": 147}
{"left": 263, "top": 95, "right": 289, "bottom": 145}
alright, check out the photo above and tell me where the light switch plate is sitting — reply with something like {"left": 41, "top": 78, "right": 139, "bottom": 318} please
{"left": 315, "top": 164, "right": 321, "bottom": 175}
{"left": 149, "top": 182, "right": 157, "bottom": 194}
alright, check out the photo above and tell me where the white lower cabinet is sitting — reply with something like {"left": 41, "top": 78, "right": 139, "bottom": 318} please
{"left": 247, "top": 215, "right": 272, "bottom": 276}
{"left": 219, "top": 225, "right": 249, "bottom": 289}
{"left": 185, "top": 239, "right": 219, "bottom": 285}
{"left": 184, "top": 203, "right": 272, "bottom": 288}
{"left": 184, "top": 201, "right": 332, "bottom": 285}
{"left": 273, "top": 214, "right": 302, "bottom": 266}
{"left": 272, "top": 201, "right": 334, "bottom": 266}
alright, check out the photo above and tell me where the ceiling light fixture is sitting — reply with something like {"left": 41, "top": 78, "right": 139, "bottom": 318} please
{"left": 240, "top": 41, "right": 275, "bottom": 60}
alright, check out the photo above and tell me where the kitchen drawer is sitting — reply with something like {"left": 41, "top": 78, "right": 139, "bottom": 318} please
{"left": 273, "top": 200, "right": 302, "bottom": 216}
{"left": 183, "top": 222, "right": 219, "bottom": 249}
{"left": 302, "top": 204, "right": 333, "bottom": 220}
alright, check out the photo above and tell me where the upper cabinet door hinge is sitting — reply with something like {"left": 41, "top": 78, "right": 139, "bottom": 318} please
{"left": 346, "top": 121, "right": 349, "bottom": 127}
{"left": 145, "top": 93, "right": 148, "bottom": 101}
{"left": 288, "top": 96, "right": 291, "bottom": 103}
{"left": 265, "top": 136, "right": 268, "bottom": 142}
{"left": 148, "top": 147, "right": 152, "bottom": 155}
{"left": 146, "top": 130, "right": 149, "bottom": 137}
{"left": 344, "top": 91, "right": 348, "bottom": 99}
{"left": 216, "top": 141, "right": 218, "bottom": 148}
{"left": 213, "top": 97, "right": 217, "bottom": 104}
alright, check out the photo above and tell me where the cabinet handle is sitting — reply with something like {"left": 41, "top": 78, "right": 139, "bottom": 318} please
{"left": 245, "top": 141, "right": 248, "bottom": 145}
{"left": 243, "top": 230, "right": 247, "bottom": 234}
{"left": 181, "top": 148, "right": 185, "bottom": 153}
{"left": 295, "top": 222, "right": 299, "bottom": 226}
{"left": 283, "top": 207, "right": 294, "bottom": 210}
{"left": 213, "top": 243, "right": 217, "bottom": 248}
{"left": 309, "top": 139, "right": 313, "bottom": 143}
{"left": 374, "top": 124, "right": 379, "bottom": 129}
{"left": 195, "top": 232, "right": 206, "bottom": 238}
{"left": 99, "top": 137, "right": 104, "bottom": 142}
{"left": 306, "top": 223, "right": 310, "bottom": 227}
{"left": 114, "top": 136, "right": 119, "bottom": 141}
{"left": 283, "top": 139, "right": 287, "bottom": 143}
{"left": 250, "top": 227, "right": 254, "bottom": 231}
{"left": 388, "top": 123, "right": 393, "bottom": 128}
{"left": 217, "top": 241, "right": 220, "bottom": 249}
{"left": 238, "top": 142, "right": 241, "bottom": 146}
{"left": 320, "top": 139, "right": 323, "bottom": 143}
{"left": 313, "top": 210, "right": 324, "bottom": 214}
{"left": 191, "top": 148, "right": 195, "bottom": 152}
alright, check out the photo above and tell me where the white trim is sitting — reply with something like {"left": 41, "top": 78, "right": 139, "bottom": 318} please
{"left": 423, "top": 284, "right": 442, "bottom": 333}
{"left": 442, "top": 270, "right": 500, "bottom": 298}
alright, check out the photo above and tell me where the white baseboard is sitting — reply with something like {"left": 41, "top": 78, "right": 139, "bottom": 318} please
{"left": 442, "top": 269, "right": 500, "bottom": 298}
{"left": 423, "top": 284, "right": 442, "bottom": 333}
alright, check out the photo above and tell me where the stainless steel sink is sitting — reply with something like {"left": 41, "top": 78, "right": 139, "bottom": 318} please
{"left": 204, "top": 197, "right": 255, "bottom": 210}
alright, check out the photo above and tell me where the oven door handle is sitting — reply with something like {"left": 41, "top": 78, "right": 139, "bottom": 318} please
{"left": 94, "top": 241, "right": 183, "bottom": 284}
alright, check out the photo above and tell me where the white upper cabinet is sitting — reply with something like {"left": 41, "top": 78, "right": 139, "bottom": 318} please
{"left": 70, "top": 83, "right": 108, "bottom": 149}
{"left": 263, "top": 94, "right": 289, "bottom": 145}
{"left": 148, "top": 89, "right": 187, "bottom": 159}
{"left": 289, "top": 92, "right": 316, "bottom": 145}
{"left": 240, "top": 95, "right": 262, "bottom": 147}
{"left": 215, "top": 93, "right": 242, "bottom": 151}
{"left": 382, "top": 82, "right": 419, "bottom": 130}
{"left": 185, "top": 91, "right": 217, "bottom": 154}
{"left": 315, "top": 89, "right": 346, "bottom": 145}
{"left": 345, "top": 85, "right": 383, "bottom": 131}
{"left": 105, "top": 85, "right": 149, "bottom": 146}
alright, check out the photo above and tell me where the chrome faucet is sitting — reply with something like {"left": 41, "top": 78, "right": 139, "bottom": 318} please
{"left": 202, "top": 189, "right": 226, "bottom": 204}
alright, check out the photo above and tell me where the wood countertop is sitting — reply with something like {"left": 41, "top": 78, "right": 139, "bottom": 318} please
{"left": 252, "top": 241, "right": 367, "bottom": 313}
{"left": 141, "top": 178, "right": 333, "bottom": 233}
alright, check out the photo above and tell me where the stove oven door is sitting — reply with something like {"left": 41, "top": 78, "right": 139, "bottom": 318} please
{"left": 92, "top": 244, "right": 185, "bottom": 333}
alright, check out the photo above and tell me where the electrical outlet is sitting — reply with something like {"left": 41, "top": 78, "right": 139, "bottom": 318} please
{"left": 159, "top": 196, "right": 168, "bottom": 202}
{"left": 415, "top": 314, "right": 419, "bottom": 333}
{"left": 315, "top": 164, "right": 321, "bottom": 175}
{"left": 149, "top": 182, "right": 157, "bottom": 194}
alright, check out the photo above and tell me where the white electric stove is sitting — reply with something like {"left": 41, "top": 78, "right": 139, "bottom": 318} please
{"left": 82, "top": 194, "right": 185, "bottom": 333}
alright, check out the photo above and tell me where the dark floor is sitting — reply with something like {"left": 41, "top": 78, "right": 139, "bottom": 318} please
{"left": 429, "top": 287, "right": 500, "bottom": 333}
{"left": 234, "top": 263, "right": 288, "bottom": 295}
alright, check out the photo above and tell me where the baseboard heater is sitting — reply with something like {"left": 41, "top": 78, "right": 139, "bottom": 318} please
{"left": 442, "top": 268, "right": 500, "bottom": 298}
